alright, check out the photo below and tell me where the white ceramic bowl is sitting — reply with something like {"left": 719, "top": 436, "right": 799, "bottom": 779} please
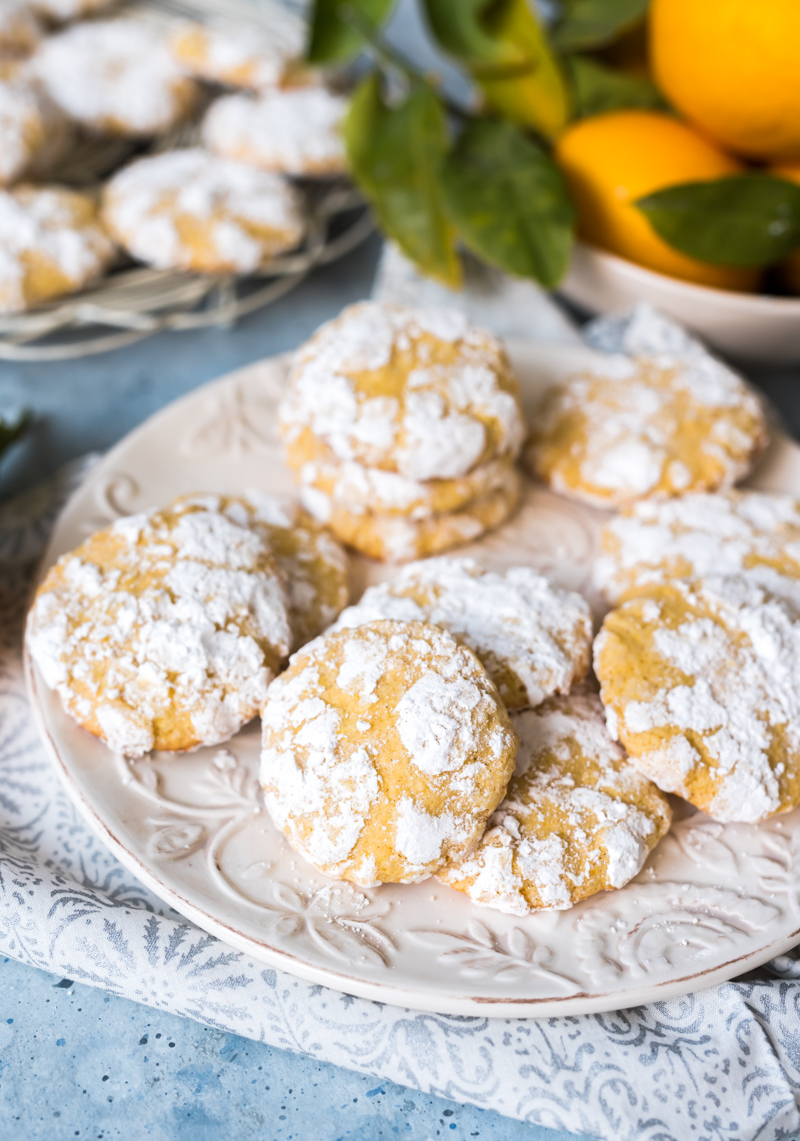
{"left": 560, "top": 241, "right": 800, "bottom": 365}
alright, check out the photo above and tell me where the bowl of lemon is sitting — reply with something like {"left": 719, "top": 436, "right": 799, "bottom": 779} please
{"left": 557, "top": 0, "right": 800, "bottom": 364}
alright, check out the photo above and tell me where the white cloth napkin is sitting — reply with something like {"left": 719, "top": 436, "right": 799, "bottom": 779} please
{"left": 3, "top": 266, "right": 800, "bottom": 1141}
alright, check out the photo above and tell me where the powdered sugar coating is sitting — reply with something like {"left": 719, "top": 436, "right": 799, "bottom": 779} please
{"left": 203, "top": 86, "right": 347, "bottom": 176}
{"left": 102, "top": 149, "right": 306, "bottom": 273}
{"left": 438, "top": 692, "right": 671, "bottom": 915}
{"left": 26, "top": 498, "right": 292, "bottom": 758}
{"left": 30, "top": 0, "right": 114, "bottom": 21}
{"left": 286, "top": 426, "right": 515, "bottom": 521}
{"left": 0, "top": 76, "right": 67, "bottom": 183}
{"left": 34, "top": 20, "right": 198, "bottom": 136}
{"left": 279, "top": 302, "right": 526, "bottom": 482}
{"left": 0, "top": 184, "right": 114, "bottom": 314}
{"left": 174, "top": 490, "right": 349, "bottom": 651}
{"left": 594, "top": 575, "right": 800, "bottom": 822}
{"left": 170, "top": 19, "right": 303, "bottom": 90}
{"left": 527, "top": 345, "right": 767, "bottom": 508}
{"left": 260, "top": 619, "right": 518, "bottom": 885}
{"left": 335, "top": 557, "right": 592, "bottom": 709}
{"left": 0, "top": 0, "right": 40, "bottom": 58}
{"left": 595, "top": 490, "right": 800, "bottom": 604}
{"left": 301, "top": 466, "right": 522, "bottom": 562}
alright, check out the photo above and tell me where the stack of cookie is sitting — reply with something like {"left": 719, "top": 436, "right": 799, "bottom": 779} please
{"left": 278, "top": 300, "right": 527, "bottom": 561}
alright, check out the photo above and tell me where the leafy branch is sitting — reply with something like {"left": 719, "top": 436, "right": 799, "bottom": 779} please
{"left": 308, "top": 0, "right": 800, "bottom": 288}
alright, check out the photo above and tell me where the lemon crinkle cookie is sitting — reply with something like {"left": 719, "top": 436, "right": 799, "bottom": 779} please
{"left": 595, "top": 489, "right": 800, "bottom": 604}
{"left": 170, "top": 20, "right": 303, "bottom": 90}
{"left": 0, "top": 184, "right": 114, "bottom": 314}
{"left": 26, "top": 498, "right": 292, "bottom": 757}
{"left": 174, "top": 491, "right": 349, "bottom": 651}
{"left": 34, "top": 20, "right": 198, "bottom": 137}
{"left": 30, "top": 0, "right": 115, "bottom": 21}
{"left": 335, "top": 557, "right": 591, "bottom": 709}
{"left": 594, "top": 574, "right": 800, "bottom": 823}
{"left": 438, "top": 692, "right": 671, "bottom": 914}
{"left": 102, "top": 149, "right": 306, "bottom": 273}
{"left": 286, "top": 430, "right": 515, "bottom": 521}
{"left": 527, "top": 347, "right": 767, "bottom": 507}
{"left": 0, "top": 1, "right": 40, "bottom": 58}
{"left": 0, "top": 77, "right": 68, "bottom": 184}
{"left": 279, "top": 302, "right": 525, "bottom": 483}
{"left": 306, "top": 467, "right": 522, "bottom": 563}
{"left": 260, "top": 619, "right": 518, "bottom": 886}
{"left": 203, "top": 86, "right": 348, "bottom": 177}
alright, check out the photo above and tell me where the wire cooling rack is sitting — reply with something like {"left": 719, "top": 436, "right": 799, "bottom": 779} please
{"left": 0, "top": 0, "right": 373, "bottom": 361}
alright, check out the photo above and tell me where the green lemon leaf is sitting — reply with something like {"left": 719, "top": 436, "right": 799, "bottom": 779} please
{"left": 422, "top": 0, "right": 570, "bottom": 139}
{"left": 636, "top": 174, "right": 800, "bottom": 267}
{"left": 566, "top": 55, "right": 667, "bottom": 118}
{"left": 422, "top": 0, "right": 522, "bottom": 70}
{"left": 344, "top": 74, "right": 460, "bottom": 285}
{"left": 0, "top": 409, "right": 29, "bottom": 461}
{"left": 441, "top": 118, "right": 575, "bottom": 288}
{"left": 307, "top": 0, "right": 395, "bottom": 64}
{"left": 553, "top": 0, "right": 650, "bottom": 52}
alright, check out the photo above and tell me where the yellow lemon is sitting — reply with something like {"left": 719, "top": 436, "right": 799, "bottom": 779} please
{"left": 555, "top": 109, "right": 759, "bottom": 291}
{"left": 650, "top": 0, "right": 800, "bottom": 161}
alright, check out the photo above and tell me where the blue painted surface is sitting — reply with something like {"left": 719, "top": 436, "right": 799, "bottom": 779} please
{"left": 0, "top": 957, "right": 589, "bottom": 1140}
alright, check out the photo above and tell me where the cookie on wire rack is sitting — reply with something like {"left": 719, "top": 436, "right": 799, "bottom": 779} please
{"left": 0, "top": 76, "right": 70, "bottom": 184}
{"left": 33, "top": 19, "right": 199, "bottom": 137}
{"left": 170, "top": 18, "right": 304, "bottom": 91}
{"left": 102, "top": 149, "right": 307, "bottom": 274}
{"left": 0, "top": 0, "right": 40, "bottom": 58}
{"left": 0, "top": 184, "right": 114, "bottom": 314}
{"left": 203, "top": 86, "right": 348, "bottom": 178}
{"left": 260, "top": 619, "right": 518, "bottom": 886}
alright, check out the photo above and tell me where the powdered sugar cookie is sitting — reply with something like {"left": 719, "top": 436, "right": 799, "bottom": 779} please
{"left": 438, "top": 692, "right": 671, "bottom": 915}
{"left": 0, "top": 76, "right": 67, "bottom": 183}
{"left": 34, "top": 20, "right": 198, "bottom": 136}
{"left": 335, "top": 557, "right": 591, "bottom": 709}
{"left": 594, "top": 575, "right": 800, "bottom": 823}
{"left": 526, "top": 352, "right": 767, "bottom": 508}
{"left": 303, "top": 466, "right": 522, "bottom": 562}
{"left": 261, "top": 619, "right": 518, "bottom": 885}
{"left": 170, "top": 20, "right": 303, "bottom": 91}
{"left": 102, "top": 149, "right": 306, "bottom": 273}
{"left": 174, "top": 491, "right": 349, "bottom": 651}
{"left": 595, "top": 490, "right": 800, "bottom": 605}
{"left": 30, "top": 0, "right": 115, "bottom": 21}
{"left": 0, "top": 1, "right": 40, "bottom": 58}
{"left": 0, "top": 184, "right": 114, "bottom": 313}
{"left": 26, "top": 499, "right": 292, "bottom": 757}
{"left": 203, "top": 86, "right": 347, "bottom": 177}
{"left": 286, "top": 427, "right": 515, "bottom": 521}
{"left": 280, "top": 302, "right": 525, "bottom": 482}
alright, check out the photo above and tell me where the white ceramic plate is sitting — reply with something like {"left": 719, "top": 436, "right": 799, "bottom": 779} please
{"left": 25, "top": 341, "right": 800, "bottom": 1017}
{"left": 561, "top": 241, "right": 800, "bottom": 365}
